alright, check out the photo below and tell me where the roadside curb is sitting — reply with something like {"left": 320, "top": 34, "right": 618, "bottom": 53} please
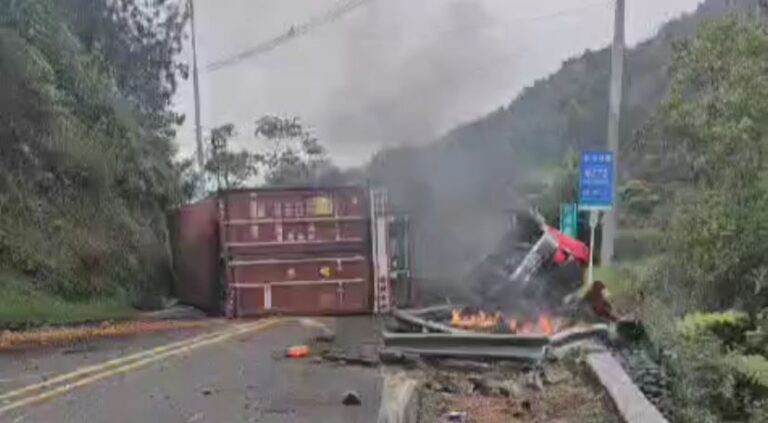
{"left": 377, "top": 371, "right": 420, "bottom": 423}
{"left": 0, "top": 320, "right": 214, "bottom": 351}
{"left": 586, "top": 351, "right": 668, "bottom": 423}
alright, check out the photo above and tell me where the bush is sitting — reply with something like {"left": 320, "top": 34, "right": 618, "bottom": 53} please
{"left": 678, "top": 311, "right": 751, "bottom": 348}
{"left": 640, "top": 304, "right": 768, "bottom": 422}
{"left": 615, "top": 229, "right": 664, "bottom": 261}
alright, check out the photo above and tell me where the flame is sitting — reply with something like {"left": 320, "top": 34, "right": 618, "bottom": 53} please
{"left": 451, "top": 309, "right": 502, "bottom": 331}
{"left": 521, "top": 321, "right": 534, "bottom": 333}
{"left": 538, "top": 315, "right": 554, "bottom": 336}
{"left": 452, "top": 309, "right": 559, "bottom": 335}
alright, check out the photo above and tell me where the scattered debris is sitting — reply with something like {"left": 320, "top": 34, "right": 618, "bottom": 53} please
{"left": 298, "top": 318, "right": 335, "bottom": 341}
{"left": 342, "top": 390, "right": 362, "bottom": 406}
{"left": 419, "top": 362, "right": 618, "bottom": 422}
{"left": 526, "top": 370, "right": 544, "bottom": 391}
{"left": 286, "top": 345, "right": 310, "bottom": 359}
{"left": 322, "top": 345, "right": 380, "bottom": 367}
{"left": 442, "top": 410, "right": 468, "bottom": 422}
{"left": 434, "top": 359, "right": 492, "bottom": 373}
{"left": 314, "top": 333, "right": 336, "bottom": 343}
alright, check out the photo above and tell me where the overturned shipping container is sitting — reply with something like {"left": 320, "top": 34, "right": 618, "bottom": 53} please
{"left": 170, "top": 186, "right": 412, "bottom": 317}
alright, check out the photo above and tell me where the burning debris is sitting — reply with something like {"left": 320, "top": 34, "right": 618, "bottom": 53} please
{"left": 382, "top": 211, "right": 615, "bottom": 364}
{"left": 464, "top": 210, "right": 592, "bottom": 316}
{"left": 450, "top": 308, "right": 560, "bottom": 336}
{"left": 379, "top": 211, "right": 647, "bottom": 423}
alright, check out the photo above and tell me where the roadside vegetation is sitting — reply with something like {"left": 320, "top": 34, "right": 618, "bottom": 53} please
{"left": 0, "top": 272, "right": 134, "bottom": 330}
{"left": 0, "top": 0, "right": 188, "bottom": 326}
{"left": 0, "top": 1, "right": 342, "bottom": 328}
{"left": 538, "top": 15, "right": 768, "bottom": 422}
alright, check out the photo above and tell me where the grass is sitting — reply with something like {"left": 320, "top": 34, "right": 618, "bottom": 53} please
{"left": 0, "top": 272, "right": 136, "bottom": 330}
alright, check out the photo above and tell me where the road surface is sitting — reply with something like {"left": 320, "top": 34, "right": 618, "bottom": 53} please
{"left": 0, "top": 318, "right": 382, "bottom": 422}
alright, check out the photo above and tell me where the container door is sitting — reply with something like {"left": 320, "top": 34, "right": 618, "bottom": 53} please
{"left": 370, "top": 188, "right": 391, "bottom": 313}
{"left": 223, "top": 188, "right": 373, "bottom": 316}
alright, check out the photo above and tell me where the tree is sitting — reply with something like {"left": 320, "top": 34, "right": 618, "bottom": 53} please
{"left": 0, "top": 0, "right": 189, "bottom": 301}
{"left": 204, "top": 124, "right": 260, "bottom": 190}
{"left": 59, "top": 0, "right": 189, "bottom": 137}
{"left": 532, "top": 149, "right": 580, "bottom": 224}
{"left": 648, "top": 18, "right": 768, "bottom": 310}
{"left": 254, "top": 116, "right": 333, "bottom": 186}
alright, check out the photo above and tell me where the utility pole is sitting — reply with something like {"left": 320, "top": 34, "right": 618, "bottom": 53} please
{"left": 600, "top": 0, "right": 625, "bottom": 265}
{"left": 189, "top": 0, "right": 205, "bottom": 170}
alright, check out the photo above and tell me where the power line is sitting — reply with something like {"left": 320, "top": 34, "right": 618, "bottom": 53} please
{"left": 206, "top": 0, "right": 374, "bottom": 71}
{"left": 356, "top": 0, "right": 611, "bottom": 43}
{"left": 205, "top": 0, "right": 609, "bottom": 72}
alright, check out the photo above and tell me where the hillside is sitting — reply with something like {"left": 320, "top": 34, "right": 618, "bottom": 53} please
{"left": 369, "top": 0, "right": 762, "bottom": 290}
{"left": 0, "top": 0, "right": 187, "bottom": 326}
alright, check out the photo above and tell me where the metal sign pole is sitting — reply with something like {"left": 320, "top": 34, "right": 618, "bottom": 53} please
{"left": 587, "top": 210, "right": 599, "bottom": 291}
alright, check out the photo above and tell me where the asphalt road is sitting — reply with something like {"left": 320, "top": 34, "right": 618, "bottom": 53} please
{"left": 0, "top": 318, "right": 382, "bottom": 423}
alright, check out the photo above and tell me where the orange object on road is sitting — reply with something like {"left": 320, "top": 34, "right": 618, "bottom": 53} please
{"left": 286, "top": 345, "right": 310, "bottom": 358}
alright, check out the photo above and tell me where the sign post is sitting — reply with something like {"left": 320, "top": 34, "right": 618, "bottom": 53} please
{"left": 578, "top": 151, "right": 615, "bottom": 292}
{"left": 560, "top": 203, "right": 579, "bottom": 238}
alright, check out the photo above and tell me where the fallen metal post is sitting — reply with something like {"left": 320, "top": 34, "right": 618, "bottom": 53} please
{"left": 550, "top": 324, "right": 610, "bottom": 347}
{"left": 391, "top": 309, "right": 472, "bottom": 334}
{"left": 381, "top": 346, "right": 547, "bottom": 363}
{"left": 383, "top": 331, "right": 550, "bottom": 348}
{"left": 401, "top": 304, "right": 454, "bottom": 318}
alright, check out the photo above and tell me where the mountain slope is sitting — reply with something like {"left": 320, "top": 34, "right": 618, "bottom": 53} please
{"left": 369, "top": 0, "right": 762, "bottom": 290}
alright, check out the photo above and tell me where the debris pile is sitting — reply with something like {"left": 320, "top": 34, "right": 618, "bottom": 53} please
{"left": 464, "top": 210, "right": 590, "bottom": 316}
{"left": 418, "top": 361, "right": 618, "bottom": 423}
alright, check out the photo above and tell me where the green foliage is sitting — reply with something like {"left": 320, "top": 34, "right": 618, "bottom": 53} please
{"left": 678, "top": 311, "right": 751, "bottom": 347}
{"left": 614, "top": 229, "right": 664, "bottom": 261}
{"left": 0, "top": 272, "right": 133, "bottom": 329}
{"left": 642, "top": 305, "right": 762, "bottom": 422}
{"left": 0, "top": 0, "right": 187, "bottom": 314}
{"left": 532, "top": 149, "right": 579, "bottom": 224}
{"left": 204, "top": 123, "right": 261, "bottom": 190}
{"left": 619, "top": 180, "right": 662, "bottom": 225}
{"left": 59, "top": 0, "right": 189, "bottom": 133}
{"left": 730, "top": 354, "right": 768, "bottom": 392}
{"left": 641, "top": 17, "right": 768, "bottom": 310}
{"left": 255, "top": 115, "right": 333, "bottom": 186}
{"left": 179, "top": 116, "right": 343, "bottom": 196}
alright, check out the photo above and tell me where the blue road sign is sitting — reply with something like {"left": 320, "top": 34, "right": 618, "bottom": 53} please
{"left": 579, "top": 151, "right": 615, "bottom": 210}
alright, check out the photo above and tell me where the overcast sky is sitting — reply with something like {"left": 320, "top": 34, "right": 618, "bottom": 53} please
{"left": 174, "top": 0, "right": 703, "bottom": 167}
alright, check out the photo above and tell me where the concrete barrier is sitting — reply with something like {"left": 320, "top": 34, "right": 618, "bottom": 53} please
{"left": 586, "top": 352, "right": 668, "bottom": 423}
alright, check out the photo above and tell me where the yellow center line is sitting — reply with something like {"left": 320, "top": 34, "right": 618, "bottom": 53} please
{"left": 0, "top": 318, "right": 289, "bottom": 415}
{"left": 0, "top": 320, "right": 262, "bottom": 403}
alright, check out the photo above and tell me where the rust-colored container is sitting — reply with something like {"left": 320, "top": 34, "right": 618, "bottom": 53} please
{"left": 221, "top": 186, "right": 373, "bottom": 317}
{"left": 168, "top": 197, "right": 221, "bottom": 312}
